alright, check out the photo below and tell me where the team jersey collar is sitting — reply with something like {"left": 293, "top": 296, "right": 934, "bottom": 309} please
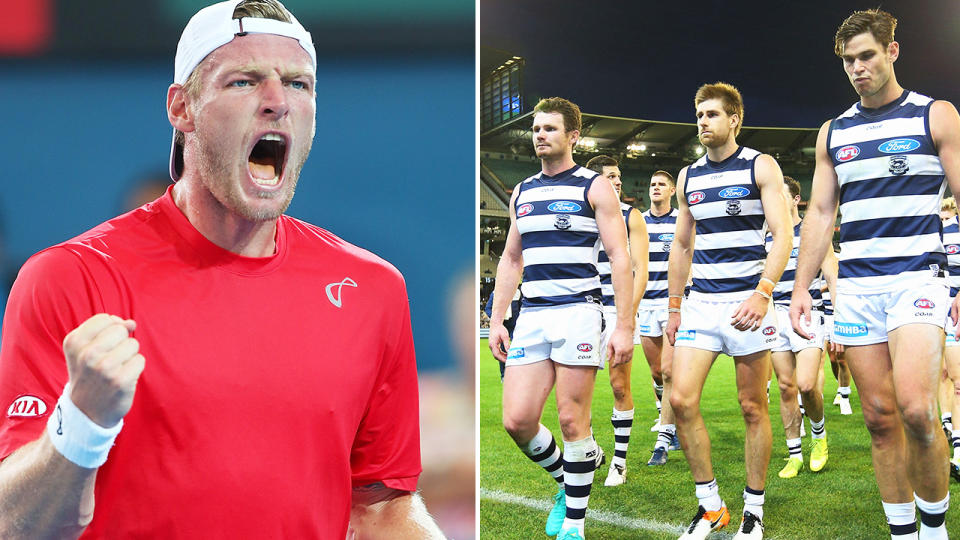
{"left": 705, "top": 145, "right": 744, "bottom": 169}
{"left": 539, "top": 164, "right": 579, "bottom": 181}
{"left": 856, "top": 89, "right": 908, "bottom": 118}
{"left": 158, "top": 186, "right": 289, "bottom": 276}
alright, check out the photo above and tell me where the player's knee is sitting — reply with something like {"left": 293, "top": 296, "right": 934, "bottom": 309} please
{"left": 796, "top": 377, "right": 817, "bottom": 396}
{"left": 738, "top": 395, "right": 767, "bottom": 423}
{"left": 777, "top": 378, "right": 796, "bottom": 396}
{"left": 899, "top": 404, "right": 939, "bottom": 444}
{"left": 502, "top": 414, "right": 537, "bottom": 443}
{"left": 669, "top": 391, "right": 698, "bottom": 418}
{"left": 610, "top": 380, "right": 630, "bottom": 402}
{"left": 861, "top": 400, "right": 899, "bottom": 439}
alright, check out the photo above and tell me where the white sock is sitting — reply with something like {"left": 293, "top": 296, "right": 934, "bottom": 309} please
{"left": 915, "top": 493, "right": 949, "bottom": 540}
{"left": 695, "top": 478, "right": 722, "bottom": 512}
{"left": 883, "top": 500, "right": 918, "bottom": 539}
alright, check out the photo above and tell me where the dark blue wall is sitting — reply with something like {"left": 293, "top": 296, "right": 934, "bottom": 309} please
{"left": 0, "top": 59, "right": 473, "bottom": 372}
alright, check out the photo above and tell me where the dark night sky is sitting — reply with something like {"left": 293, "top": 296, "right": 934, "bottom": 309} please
{"left": 481, "top": 1, "right": 960, "bottom": 128}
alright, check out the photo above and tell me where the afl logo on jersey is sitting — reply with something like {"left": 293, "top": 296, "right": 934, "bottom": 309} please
{"left": 835, "top": 145, "right": 860, "bottom": 162}
{"left": 517, "top": 203, "right": 533, "bottom": 217}
{"left": 688, "top": 191, "right": 705, "bottom": 205}
{"left": 658, "top": 233, "right": 675, "bottom": 241}
{"left": 577, "top": 343, "right": 593, "bottom": 352}
{"left": 914, "top": 298, "right": 935, "bottom": 309}
{"left": 6, "top": 395, "right": 48, "bottom": 418}
{"left": 547, "top": 201, "right": 581, "bottom": 213}
{"left": 947, "top": 244, "right": 960, "bottom": 255}
{"left": 762, "top": 326, "right": 777, "bottom": 336}
{"left": 878, "top": 138, "right": 921, "bottom": 154}
{"left": 718, "top": 186, "right": 750, "bottom": 199}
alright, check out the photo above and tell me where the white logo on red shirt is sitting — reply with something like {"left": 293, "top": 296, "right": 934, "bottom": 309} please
{"left": 6, "top": 395, "right": 48, "bottom": 418}
{"left": 325, "top": 277, "right": 358, "bottom": 308}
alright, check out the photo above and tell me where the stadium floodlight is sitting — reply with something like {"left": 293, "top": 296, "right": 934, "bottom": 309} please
{"left": 694, "top": 146, "right": 704, "bottom": 156}
{"left": 577, "top": 138, "right": 597, "bottom": 150}
{"left": 626, "top": 143, "right": 645, "bottom": 153}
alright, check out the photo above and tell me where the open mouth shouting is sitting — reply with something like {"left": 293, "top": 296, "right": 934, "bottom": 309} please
{"left": 248, "top": 132, "right": 289, "bottom": 188}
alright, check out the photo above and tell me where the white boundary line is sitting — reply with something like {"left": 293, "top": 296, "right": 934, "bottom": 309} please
{"left": 480, "top": 487, "right": 753, "bottom": 539}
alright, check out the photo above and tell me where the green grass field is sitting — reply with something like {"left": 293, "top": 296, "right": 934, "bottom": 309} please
{"left": 478, "top": 340, "right": 960, "bottom": 539}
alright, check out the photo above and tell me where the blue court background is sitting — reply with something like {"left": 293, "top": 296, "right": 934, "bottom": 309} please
{"left": 0, "top": 58, "right": 473, "bottom": 372}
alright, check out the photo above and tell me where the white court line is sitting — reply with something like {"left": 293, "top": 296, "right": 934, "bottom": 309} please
{"left": 480, "top": 487, "right": 751, "bottom": 539}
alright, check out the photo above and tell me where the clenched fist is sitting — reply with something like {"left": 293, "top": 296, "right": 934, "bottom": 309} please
{"left": 62, "top": 314, "right": 145, "bottom": 428}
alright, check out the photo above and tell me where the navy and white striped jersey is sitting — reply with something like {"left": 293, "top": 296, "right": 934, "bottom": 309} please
{"left": 514, "top": 165, "right": 602, "bottom": 309}
{"left": 597, "top": 202, "right": 635, "bottom": 308}
{"left": 822, "top": 288, "right": 833, "bottom": 316}
{"left": 683, "top": 146, "right": 766, "bottom": 302}
{"left": 639, "top": 208, "right": 679, "bottom": 309}
{"left": 828, "top": 91, "right": 947, "bottom": 294}
{"left": 943, "top": 215, "right": 960, "bottom": 297}
{"left": 765, "top": 221, "right": 822, "bottom": 309}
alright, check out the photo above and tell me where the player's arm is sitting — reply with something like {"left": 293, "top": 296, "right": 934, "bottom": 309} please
{"left": 348, "top": 484, "right": 445, "bottom": 539}
{"left": 665, "top": 167, "right": 694, "bottom": 345}
{"left": 488, "top": 188, "right": 524, "bottom": 362}
{"left": 590, "top": 176, "right": 634, "bottom": 366}
{"left": 929, "top": 100, "right": 960, "bottom": 332}
{"left": 792, "top": 121, "right": 840, "bottom": 335}
{"left": 627, "top": 208, "right": 649, "bottom": 317}
{"left": 0, "top": 314, "right": 144, "bottom": 539}
{"left": 730, "top": 154, "right": 791, "bottom": 331}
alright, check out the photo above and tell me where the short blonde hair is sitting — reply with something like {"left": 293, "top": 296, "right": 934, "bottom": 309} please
{"left": 942, "top": 196, "right": 957, "bottom": 214}
{"left": 694, "top": 82, "right": 745, "bottom": 136}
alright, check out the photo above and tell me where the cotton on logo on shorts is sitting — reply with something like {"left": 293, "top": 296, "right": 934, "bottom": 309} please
{"left": 762, "top": 326, "right": 776, "bottom": 336}
{"left": 834, "top": 322, "right": 868, "bottom": 337}
{"left": 577, "top": 343, "right": 593, "bottom": 352}
{"left": 913, "top": 298, "right": 935, "bottom": 309}
{"left": 6, "top": 395, "right": 47, "bottom": 418}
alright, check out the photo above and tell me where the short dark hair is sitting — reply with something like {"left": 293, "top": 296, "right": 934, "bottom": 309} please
{"left": 783, "top": 176, "right": 801, "bottom": 199}
{"left": 585, "top": 155, "right": 619, "bottom": 174}
{"left": 533, "top": 97, "right": 582, "bottom": 133}
{"left": 694, "top": 82, "right": 745, "bottom": 136}
{"left": 834, "top": 9, "right": 897, "bottom": 56}
{"left": 651, "top": 170, "right": 675, "bottom": 186}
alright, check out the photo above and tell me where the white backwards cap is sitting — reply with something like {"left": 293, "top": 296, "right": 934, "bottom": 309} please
{"left": 169, "top": 0, "right": 317, "bottom": 181}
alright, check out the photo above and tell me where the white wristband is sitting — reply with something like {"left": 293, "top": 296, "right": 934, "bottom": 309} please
{"left": 46, "top": 383, "right": 123, "bottom": 469}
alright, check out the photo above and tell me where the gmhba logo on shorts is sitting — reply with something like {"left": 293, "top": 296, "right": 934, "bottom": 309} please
{"left": 6, "top": 395, "right": 47, "bottom": 418}
{"left": 834, "top": 322, "right": 868, "bottom": 337}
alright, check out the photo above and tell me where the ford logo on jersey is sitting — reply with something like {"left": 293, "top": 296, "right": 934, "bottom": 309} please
{"left": 718, "top": 186, "right": 750, "bottom": 199}
{"left": 688, "top": 191, "right": 705, "bottom": 204}
{"left": 914, "top": 298, "right": 935, "bottom": 309}
{"left": 835, "top": 145, "right": 860, "bottom": 162}
{"left": 658, "top": 233, "right": 675, "bottom": 241}
{"left": 547, "top": 201, "right": 581, "bottom": 213}
{"left": 516, "top": 203, "right": 533, "bottom": 217}
{"left": 878, "top": 138, "right": 921, "bottom": 154}
{"left": 948, "top": 244, "right": 960, "bottom": 255}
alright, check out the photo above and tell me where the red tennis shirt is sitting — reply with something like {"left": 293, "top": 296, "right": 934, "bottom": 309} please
{"left": 0, "top": 188, "right": 421, "bottom": 538}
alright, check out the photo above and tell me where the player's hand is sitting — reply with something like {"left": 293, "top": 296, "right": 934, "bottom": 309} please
{"left": 607, "top": 326, "right": 634, "bottom": 368}
{"left": 488, "top": 323, "right": 510, "bottom": 363}
{"left": 789, "top": 289, "right": 814, "bottom": 339}
{"left": 665, "top": 312, "right": 681, "bottom": 346}
{"left": 829, "top": 340, "right": 845, "bottom": 354}
{"left": 731, "top": 293, "right": 769, "bottom": 332}
{"left": 62, "top": 313, "right": 145, "bottom": 428}
{"left": 952, "top": 294, "right": 960, "bottom": 342}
